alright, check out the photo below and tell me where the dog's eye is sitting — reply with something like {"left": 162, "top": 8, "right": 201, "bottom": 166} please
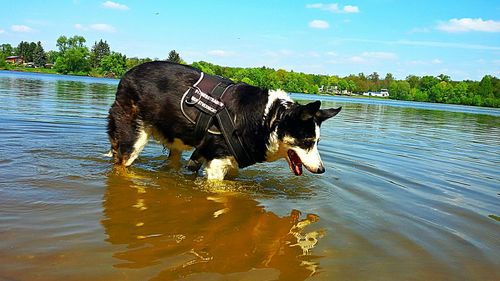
{"left": 300, "top": 140, "right": 315, "bottom": 149}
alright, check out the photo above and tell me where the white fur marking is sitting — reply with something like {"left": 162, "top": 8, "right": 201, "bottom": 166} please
{"left": 263, "top": 89, "right": 292, "bottom": 122}
{"left": 124, "top": 125, "right": 149, "bottom": 166}
{"left": 293, "top": 144, "right": 323, "bottom": 172}
{"left": 205, "top": 157, "right": 238, "bottom": 180}
{"left": 265, "top": 129, "right": 284, "bottom": 161}
{"left": 291, "top": 125, "right": 323, "bottom": 171}
{"left": 264, "top": 90, "right": 293, "bottom": 160}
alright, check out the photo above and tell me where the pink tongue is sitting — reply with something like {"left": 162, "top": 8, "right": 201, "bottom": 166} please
{"left": 294, "top": 163, "right": 302, "bottom": 176}
{"left": 288, "top": 151, "right": 303, "bottom": 176}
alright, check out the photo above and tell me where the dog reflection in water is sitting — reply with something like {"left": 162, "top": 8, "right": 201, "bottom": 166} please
{"left": 102, "top": 171, "right": 326, "bottom": 280}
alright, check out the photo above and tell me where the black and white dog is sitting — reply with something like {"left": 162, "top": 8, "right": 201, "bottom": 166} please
{"left": 107, "top": 62, "right": 341, "bottom": 180}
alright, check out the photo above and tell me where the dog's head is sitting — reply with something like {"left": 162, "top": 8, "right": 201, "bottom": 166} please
{"left": 271, "top": 101, "right": 341, "bottom": 176}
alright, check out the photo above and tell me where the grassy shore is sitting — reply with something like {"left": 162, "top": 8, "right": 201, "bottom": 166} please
{"left": 1, "top": 65, "right": 60, "bottom": 75}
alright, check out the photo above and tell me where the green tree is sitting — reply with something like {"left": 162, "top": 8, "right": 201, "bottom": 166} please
{"left": 346, "top": 79, "right": 357, "bottom": 92}
{"left": 405, "top": 75, "right": 420, "bottom": 89}
{"left": 56, "top": 36, "right": 69, "bottom": 54}
{"left": 383, "top": 73, "right": 394, "bottom": 89}
{"left": 166, "top": 50, "right": 184, "bottom": 64}
{"left": 55, "top": 46, "right": 91, "bottom": 74}
{"left": 16, "top": 41, "right": 32, "bottom": 61}
{"left": 338, "top": 79, "right": 349, "bottom": 91}
{"left": 368, "top": 72, "right": 380, "bottom": 90}
{"left": 1, "top": 44, "right": 14, "bottom": 57}
{"left": 57, "top": 35, "right": 86, "bottom": 54}
{"left": 0, "top": 53, "right": 6, "bottom": 68}
{"left": 90, "top": 40, "right": 111, "bottom": 68}
{"left": 28, "top": 42, "right": 36, "bottom": 62}
{"left": 389, "top": 81, "right": 411, "bottom": 100}
{"left": 192, "top": 61, "right": 216, "bottom": 75}
{"left": 99, "top": 52, "right": 127, "bottom": 77}
{"left": 126, "top": 57, "right": 152, "bottom": 69}
{"left": 429, "top": 81, "right": 454, "bottom": 103}
{"left": 420, "top": 76, "right": 439, "bottom": 92}
{"left": 478, "top": 75, "right": 493, "bottom": 99}
{"left": 413, "top": 88, "right": 428, "bottom": 102}
{"left": 68, "top": 35, "right": 86, "bottom": 48}
{"left": 33, "top": 41, "right": 46, "bottom": 67}
{"left": 437, "top": 74, "right": 451, "bottom": 82}
{"left": 54, "top": 35, "right": 91, "bottom": 74}
{"left": 46, "top": 50, "right": 59, "bottom": 64}
{"left": 451, "top": 82, "right": 468, "bottom": 104}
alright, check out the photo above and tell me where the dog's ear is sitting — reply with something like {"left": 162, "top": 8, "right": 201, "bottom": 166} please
{"left": 316, "top": 107, "right": 342, "bottom": 123}
{"left": 300, "top": 101, "right": 322, "bottom": 121}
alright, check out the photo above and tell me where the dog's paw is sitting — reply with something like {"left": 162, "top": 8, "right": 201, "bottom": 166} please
{"left": 186, "top": 159, "right": 202, "bottom": 172}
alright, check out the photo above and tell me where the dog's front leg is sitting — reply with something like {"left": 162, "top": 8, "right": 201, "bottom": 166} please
{"left": 186, "top": 149, "right": 203, "bottom": 172}
{"left": 205, "top": 157, "right": 239, "bottom": 180}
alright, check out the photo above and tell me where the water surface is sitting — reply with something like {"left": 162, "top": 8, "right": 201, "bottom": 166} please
{"left": 0, "top": 70, "right": 499, "bottom": 280}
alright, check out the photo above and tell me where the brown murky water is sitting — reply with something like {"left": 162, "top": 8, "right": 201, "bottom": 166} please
{"left": 0, "top": 71, "right": 499, "bottom": 280}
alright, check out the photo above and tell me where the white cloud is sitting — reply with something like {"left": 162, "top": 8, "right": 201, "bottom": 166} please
{"left": 361, "top": 51, "right": 398, "bottom": 60}
{"left": 306, "top": 3, "right": 360, "bottom": 14}
{"left": 264, "top": 49, "right": 295, "bottom": 58}
{"left": 437, "top": 18, "right": 500, "bottom": 33}
{"left": 335, "top": 38, "right": 500, "bottom": 51}
{"left": 348, "top": 56, "right": 365, "bottom": 63}
{"left": 207, "top": 50, "right": 235, "bottom": 57}
{"left": 343, "top": 5, "right": 359, "bottom": 13}
{"left": 11, "top": 25, "right": 33, "bottom": 32}
{"left": 102, "top": 1, "right": 129, "bottom": 10}
{"left": 409, "top": 59, "right": 443, "bottom": 65}
{"left": 309, "top": 20, "right": 330, "bottom": 29}
{"left": 306, "top": 3, "right": 323, "bottom": 9}
{"left": 0, "top": 29, "right": 5, "bottom": 34}
{"left": 395, "top": 39, "right": 500, "bottom": 50}
{"left": 74, "top": 23, "right": 87, "bottom": 31}
{"left": 328, "top": 51, "right": 398, "bottom": 65}
{"left": 90, "top": 23, "right": 116, "bottom": 32}
{"left": 74, "top": 23, "right": 116, "bottom": 32}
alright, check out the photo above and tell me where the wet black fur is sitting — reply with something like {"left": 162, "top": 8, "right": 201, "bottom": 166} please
{"left": 107, "top": 61, "right": 339, "bottom": 168}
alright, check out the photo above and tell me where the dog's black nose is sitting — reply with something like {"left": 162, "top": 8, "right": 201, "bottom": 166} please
{"left": 317, "top": 166, "right": 325, "bottom": 174}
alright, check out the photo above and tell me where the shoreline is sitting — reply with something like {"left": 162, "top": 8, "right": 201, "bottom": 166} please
{"left": 1, "top": 68, "right": 498, "bottom": 108}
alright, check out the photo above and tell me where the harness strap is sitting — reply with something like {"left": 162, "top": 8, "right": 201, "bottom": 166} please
{"left": 193, "top": 82, "right": 228, "bottom": 141}
{"left": 216, "top": 107, "right": 254, "bottom": 168}
{"left": 184, "top": 72, "right": 255, "bottom": 169}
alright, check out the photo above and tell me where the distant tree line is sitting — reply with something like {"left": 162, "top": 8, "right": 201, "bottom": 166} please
{"left": 1, "top": 35, "right": 499, "bottom": 107}
{"left": 190, "top": 61, "right": 500, "bottom": 107}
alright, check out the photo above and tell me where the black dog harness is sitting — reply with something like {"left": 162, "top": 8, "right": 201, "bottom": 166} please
{"left": 181, "top": 72, "right": 254, "bottom": 169}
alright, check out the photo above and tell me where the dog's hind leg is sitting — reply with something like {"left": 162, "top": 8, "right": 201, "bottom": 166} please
{"left": 167, "top": 149, "right": 182, "bottom": 168}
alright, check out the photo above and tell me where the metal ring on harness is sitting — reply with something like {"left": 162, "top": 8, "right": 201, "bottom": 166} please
{"left": 185, "top": 87, "right": 200, "bottom": 105}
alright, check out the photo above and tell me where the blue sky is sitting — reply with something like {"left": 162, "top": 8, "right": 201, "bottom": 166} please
{"left": 1, "top": 0, "right": 499, "bottom": 80}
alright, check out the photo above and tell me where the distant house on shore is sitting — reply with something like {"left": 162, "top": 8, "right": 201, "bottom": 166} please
{"left": 319, "top": 85, "right": 353, "bottom": 96}
{"left": 5, "top": 56, "right": 24, "bottom": 64}
{"left": 362, "top": 89, "right": 389, "bottom": 98}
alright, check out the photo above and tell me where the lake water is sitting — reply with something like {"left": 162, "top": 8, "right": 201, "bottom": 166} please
{"left": 0, "top": 70, "right": 499, "bottom": 281}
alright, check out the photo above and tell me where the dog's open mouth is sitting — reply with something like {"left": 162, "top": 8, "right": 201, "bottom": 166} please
{"left": 287, "top": 150, "right": 303, "bottom": 176}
